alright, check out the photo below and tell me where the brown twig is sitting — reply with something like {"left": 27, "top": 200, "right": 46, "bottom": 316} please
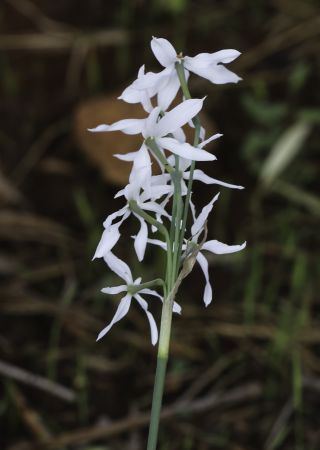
{"left": 10, "top": 384, "right": 53, "bottom": 441}
{"left": 264, "top": 399, "right": 293, "bottom": 450}
{"left": 0, "top": 359, "right": 75, "bottom": 402}
{"left": 40, "top": 382, "right": 262, "bottom": 448}
{"left": 0, "top": 29, "right": 129, "bottom": 51}
{"left": 5, "top": 0, "right": 74, "bottom": 32}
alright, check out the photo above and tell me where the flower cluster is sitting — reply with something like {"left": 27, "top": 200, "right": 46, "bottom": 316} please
{"left": 90, "top": 37, "right": 246, "bottom": 344}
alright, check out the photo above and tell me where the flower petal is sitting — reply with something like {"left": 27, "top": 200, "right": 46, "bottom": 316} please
{"left": 140, "top": 185, "right": 172, "bottom": 203}
{"left": 202, "top": 240, "right": 246, "bottom": 254}
{"left": 186, "top": 169, "right": 244, "bottom": 189}
{"left": 187, "top": 61, "right": 241, "bottom": 84}
{"left": 93, "top": 225, "right": 120, "bottom": 260}
{"left": 103, "top": 206, "right": 129, "bottom": 229}
{"left": 114, "top": 151, "right": 139, "bottom": 161}
{"left": 133, "top": 214, "right": 148, "bottom": 262}
{"left": 104, "top": 252, "right": 133, "bottom": 284}
{"left": 143, "top": 237, "right": 167, "bottom": 250}
{"left": 157, "top": 70, "right": 181, "bottom": 111}
{"left": 118, "top": 65, "right": 154, "bottom": 113}
{"left": 141, "top": 288, "right": 182, "bottom": 314}
{"left": 101, "top": 285, "right": 127, "bottom": 295}
{"left": 145, "top": 106, "right": 162, "bottom": 138}
{"left": 142, "top": 201, "right": 171, "bottom": 218}
{"left": 155, "top": 98, "right": 204, "bottom": 137}
{"left": 196, "top": 252, "right": 213, "bottom": 306}
{"left": 97, "top": 294, "right": 132, "bottom": 341}
{"left": 134, "top": 294, "right": 158, "bottom": 345}
{"left": 151, "top": 37, "right": 177, "bottom": 67}
{"left": 198, "top": 133, "right": 223, "bottom": 148}
{"left": 88, "top": 118, "right": 145, "bottom": 135}
{"left": 157, "top": 137, "right": 216, "bottom": 161}
{"left": 204, "top": 49, "right": 241, "bottom": 64}
{"left": 184, "top": 51, "right": 241, "bottom": 84}
{"left": 191, "top": 193, "right": 220, "bottom": 237}
{"left": 131, "top": 67, "right": 170, "bottom": 91}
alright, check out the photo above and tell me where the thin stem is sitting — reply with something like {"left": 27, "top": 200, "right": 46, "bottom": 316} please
{"left": 172, "top": 168, "right": 183, "bottom": 279}
{"left": 147, "top": 62, "right": 201, "bottom": 450}
{"left": 175, "top": 61, "right": 202, "bottom": 269}
{"left": 147, "top": 282, "right": 175, "bottom": 450}
{"left": 128, "top": 199, "right": 173, "bottom": 289}
{"left": 145, "top": 137, "right": 174, "bottom": 174}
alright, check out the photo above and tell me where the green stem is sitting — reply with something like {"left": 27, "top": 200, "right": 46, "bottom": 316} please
{"left": 175, "top": 61, "right": 202, "bottom": 267}
{"left": 145, "top": 137, "right": 174, "bottom": 174}
{"left": 172, "top": 168, "right": 183, "bottom": 279}
{"left": 147, "top": 287, "right": 174, "bottom": 450}
{"left": 147, "top": 63, "right": 201, "bottom": 449}
{"left": 129, "top": 199, "right": 173, "bottom": 288}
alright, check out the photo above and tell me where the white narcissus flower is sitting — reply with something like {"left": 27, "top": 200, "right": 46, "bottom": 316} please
{"left": 189, "top": 194, "right": 246, "bottom": 306}
{"left": 120, "top": 37, "right": 241, "bottom": 111}
{"left": 98, "top": 252, "right": 181, "bottom": 344}
{"left": 91, "top": 36, "right": 245, "bottom": 347}
{"left": 89, "top": 99, "right": 217, "bottom": 162}
{"left": 144, "top": 193, "right": 246, "bottom": 307}
{"left": 98, "top": 252, "right": 159, "bottom": 345}
{"left": 93, "top": 166, "right": 171, "bottom": 262}
{"left": 118, "top": 65, "right": 155, "bottom": 113}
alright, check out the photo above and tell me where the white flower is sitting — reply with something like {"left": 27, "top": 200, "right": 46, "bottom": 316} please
{"left": 93, "top": 166, "right": 171, "bottom": 262}
{"left": 118, "top": 65, "right": 155, "bottom": 113}
{"left": 120, "top": 37, "right": 241, "bottom": 111}
{"left": 89, "top": 99, "right": 217, "bottom": 162}
{"left": 189, "top": 194, "right": 246, "bottom": 306}
{"left": 145, "top": 194, "right": 246, "bottom": 307}
{"left": 98, "top": 252, "right": 159, "bottom": 345}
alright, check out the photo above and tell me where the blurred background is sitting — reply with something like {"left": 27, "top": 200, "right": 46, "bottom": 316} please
{"left": 0, "top": 0, "right": 319, "bottom": 449}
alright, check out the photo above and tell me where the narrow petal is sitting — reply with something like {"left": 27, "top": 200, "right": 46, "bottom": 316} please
{"left": 129, "top": 145, "right": 152, "bottom": 184}
{"left": 186, "top": 169, "right": 244, "bottom": 189}
{"left": 101, "top": 285, "right": 127, "bottom": 295}
{"left": 140, "top": 185, "right": 172, "bottom": 203}
{"left": 92, "top": 226, "right": 120, "bottom": 260}
{"left": 133, "top": 214, "right": 148, "bottom": 262}
{"left": 103, "top": 206, "right": 128, "bottom": 229}
{"left": 184, "top": 50, "right": 240, "bottom": 69}
{"left": 88, "top": 118, "right": 145, "bottom": 135}
{"left": 198, "top": 133, "right": 223, "bottom": 148}
{"left": 204, "top": 49, "right": 241, "bottom": 64}
{"left": 104, "top": 252, "right": 133, "bottom": 284}
{"left": 142, "top": 201, "right": 171, "bottom": 217}
{"left": 172, "top": 127, "right": 186, "bottom": 143}
{"left": 202, "top": 240, "right": 246, "bottom": 254}
{"left": 132, "top": 67, "right": 170, "bottom": 91}
{"left": 139, "top": 288, "right": 162, "bottom": 298}
{"left": 143, "top": 237, "right": 167, "bottom": 250}
{"left": 151, "top": 37, "right": 177, "bottom": 67}
{"left": 118, "top": 65, "right": 154, "bottom": 112}
{"left": 114, "top": 151, "right": 139, "bottom": 161}
{"left": 155, "top": 98, "right": 204, "bottom": 137}
{"left": 158, "top": 137, "right": 216, "bottom": 161}
{"left": 140, "top": 288, "right": 182, "bottom": 314}
{"left": 184, "top": 51, "right": 241, "bottom": 84}
{"left": 187, "top": 61, "right": 241, "bottom": 84}
{"left": 191, "top": 193, "right": 220, "bottom": 237}
{"left": 157, "top": 70, "right": 181, "bottom": 111}
{"left": 205, "top": 65, "right": 242, "bottom": 84}
{"left": 196, "top": 252, "right": 213, "bottom": 306}
{"left": 145, "top": 106, "right": 162, "bottom": 138}
{"left": 134, "top": 294, "right": 158, "bottom": 345}
{"left": 97, "top": 294, "right": 132, "bottom": 341}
